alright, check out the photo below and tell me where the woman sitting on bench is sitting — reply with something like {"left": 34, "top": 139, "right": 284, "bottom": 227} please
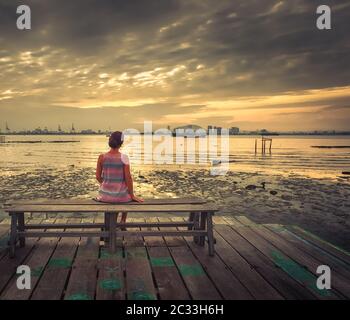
{"left": 95, "top": 131, "right": 143, "bottom": 226}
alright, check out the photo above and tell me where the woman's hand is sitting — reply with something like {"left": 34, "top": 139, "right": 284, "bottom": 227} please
{"left": 131, "top": 194, "right": 144, "bottom": 203}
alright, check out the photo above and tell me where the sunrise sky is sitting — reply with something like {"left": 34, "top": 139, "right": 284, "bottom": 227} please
{"left": 0, "top": 0, "right": 349, "bottom": 132}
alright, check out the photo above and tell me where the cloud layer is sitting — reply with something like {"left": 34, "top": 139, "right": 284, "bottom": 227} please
{"left": 0, "top": 0, "right": 349, "bottom": 131}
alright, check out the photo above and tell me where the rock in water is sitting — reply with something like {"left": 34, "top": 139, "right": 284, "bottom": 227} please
{"left": 270, "top": 190, "right": 278, "bottom": 195}
{"left": 245, "top": 185, "right": 257, "bottom": 190}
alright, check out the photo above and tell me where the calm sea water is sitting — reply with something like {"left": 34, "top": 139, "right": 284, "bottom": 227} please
{"left": 1, "top": 135, "right": 349, "bottom": 178}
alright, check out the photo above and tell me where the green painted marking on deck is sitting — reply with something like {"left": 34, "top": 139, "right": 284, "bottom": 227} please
{"left": 99, "top": 278, "right": 123, "bottom": 291}
{"left": 150, "top": 257, "right": 175, "bottom": 267}
{"left": 178, "top": 264, "right": 205, "bottom": 277}
{"left": 48, "top": 258, "right": 73, "bottom": 268}
{"left": 65, "top": 293, "right": 92, "bottom": 300}
{"left": 32, "top": 266, "right": 44, "bottom": 277}
{"left": 130, "top": 291, "right": 156, "bottom": 300}
{"left": 100, "top": 248, "right": 123, "bottom": 259}
{"left": 270, "top": 250, "right": 332, "bottom": 297}
{"left": 106, "top": 266, "right": 121, "bottom": 274}
{"left": 291, "top": 226, "right": 350, "bottom": 257}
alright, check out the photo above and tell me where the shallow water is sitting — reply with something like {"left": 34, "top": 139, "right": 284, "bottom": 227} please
{"left": 1, "top": 135, "right": 349, "bottom": 178}
{"left": 1, "top": 135, "right": 349, "bottom": 249}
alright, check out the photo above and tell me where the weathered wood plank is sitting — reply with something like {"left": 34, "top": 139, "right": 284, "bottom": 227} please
{"left": 124, "top": 218, "right": 144, "bottom": 247}
{"left": 222, "top": 216, "right": 246, "bottom": 228}
{"left": 0, "top": 225, "right": 9, "bottom": 237}
{"left": 125, "top": 247, "right": 157, "bottom": 300}
{"left": 0, "top": 225, "right": 10, "bottom": 260}
{"left": 250, "top": 225, "right": 350, "bottom": 299}
{"left": 170, "top": 246, "right": 221, "bottom": 300}
{"left": 173, "top": 217, "right": 252, "bottom": 300}
{"left": 185, "top": 235, "right": 253, "bottom": 300}
{"left": 0, "top": 217, "right": 44, "bottom": 295}
{"left": 117, "top": 230, "right": 207, "bottom": 237}
{"left": 0, "top": 240, "right": 37, "bottom": 296}
{"left": 1, "top": 217, "right": 59, "bottom": 300}
{"left": 7, "top": 198, "right": 205, "bottom": 205}
{"left": 5, "top": 203, "right": 218, "bottom": 213}
{"left": 286, "top": 225, "right": 350, "bottom": 266}
{"left": 209, "top": 226, "right": 284, "bottom": 300}
{"left": 18, "top": 231, "right": 108, "bottom": 238}
{"left": 231, "top": 223, "right": 342, "bottom": 300}
{"left": 64, "top": 217, "right": 99, "bottom": 300}
{"left": 0, "top": 218, "right": 10, "bottom": 225}
{"left": 143, "top": 217, "right": 166, "bottom": 247}
{"left": 31, "top": 218, "right": 81, "bottom": 300}
{"left": 96, "top": 246, "right": 125, "bottom": 300}
{"left": 148, "top": 246, "right": 190, "bottom": 300}
{"left": 23, "top": 221, "right": 193, "bottom": 230}
{"left": 214, "top": 225, "right": 316, "bottom": 300}
{"left": 139, "top": 218, "right": 187, "bottom": 298}
{"left": 158, "top": 217, "right": 186, "bottom": 247}
{"left": 266, "top": 224, "right": 350, "bottom": 280}
{"left": 212, "top": 216, "right": 227, "bottom": 225}
{"left": 235, "top": 216, "right": 258, "bottom": 227}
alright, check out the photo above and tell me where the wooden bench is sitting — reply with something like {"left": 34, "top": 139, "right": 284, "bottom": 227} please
{"left": 4, "top": 198, "right": 218, "bottom": 257}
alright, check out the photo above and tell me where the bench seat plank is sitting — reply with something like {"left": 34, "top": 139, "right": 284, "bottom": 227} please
{"left": 6, "top": 198, "right": 205, "bottom": 206}
{"left": 5, "top": 204, "right": 218, "bottom": 213}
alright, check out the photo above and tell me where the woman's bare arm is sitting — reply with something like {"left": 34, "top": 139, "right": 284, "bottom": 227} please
{"left": 124, "top": 163, "right": 134, "bottom": 195}
{"left": 124, "top": 163, "right": 143, "bottom": 202}
{"left": 96, "top": 154, "right": 103, "bottom": 184}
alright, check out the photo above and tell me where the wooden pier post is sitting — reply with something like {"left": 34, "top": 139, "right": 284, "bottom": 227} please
{"left": 260, "top": 136, "right": 273, "bottom": 154}
{"left": 255, "top": 139, "right": 257, "bottom": 154}
{"left": 261, "top": 137, "right": 265, "bottom": 154}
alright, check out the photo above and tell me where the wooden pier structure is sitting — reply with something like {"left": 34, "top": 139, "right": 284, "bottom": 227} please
{"left": 255, "top": 136, "right": 273, "bottom": 154}
{"left": 0, "top": 214, "right": 349, "bottom": 300}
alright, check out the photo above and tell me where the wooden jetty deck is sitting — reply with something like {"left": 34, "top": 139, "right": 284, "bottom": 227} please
{"left": 0, "top": 215, "right": 349, "bottom": 300}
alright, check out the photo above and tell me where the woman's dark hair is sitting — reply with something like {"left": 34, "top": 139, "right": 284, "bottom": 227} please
{"left": 109, "top": 131, "right": 124, "bottom": 149}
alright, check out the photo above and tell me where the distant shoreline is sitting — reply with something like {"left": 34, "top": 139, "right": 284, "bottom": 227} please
{"left": 1, "top": 132, "right": 350, "bottom": 136}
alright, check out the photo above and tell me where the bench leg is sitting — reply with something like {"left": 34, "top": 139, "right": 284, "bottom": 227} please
{"left": 9, "top": 214, "right": 18, "bottom": 258}
{"left": 18, "top": 212, "right": 25, "bottom": 247}
{"left": 193, "top": 212, "right": 200, "bottom": 244}
{"left": 207, "top": 213, "right": 215, "bottom": 256}
{"left": 199, "top": 212, "right": 207, "bottom": 246}
{"left": 109, "top": 212, "right": 117, "bottom": 253}
{"left": 103, "top": 212, "right": 110, "bottom": 244}
{"left": 188, "top": 212, "right": 195, "bottom": 230}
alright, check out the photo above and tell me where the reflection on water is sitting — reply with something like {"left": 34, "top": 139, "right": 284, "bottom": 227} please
{"left": 0, "top": 135, "right": 349, "bottom": 178}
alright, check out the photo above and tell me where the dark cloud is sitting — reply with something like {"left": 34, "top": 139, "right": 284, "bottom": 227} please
{"left": 0, "top": 0, "right": 349, "bottom": 130}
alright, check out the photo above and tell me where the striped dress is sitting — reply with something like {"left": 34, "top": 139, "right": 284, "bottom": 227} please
{"left": 96, "top": 152, "right": 132, "bottom": 203}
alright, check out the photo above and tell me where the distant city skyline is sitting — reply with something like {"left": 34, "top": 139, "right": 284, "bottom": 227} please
{"left": 1, "top": 120, "right": 349, "bottom": 136}
{"left": 1, "top": 1, "right": 350, "bottom": 131}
